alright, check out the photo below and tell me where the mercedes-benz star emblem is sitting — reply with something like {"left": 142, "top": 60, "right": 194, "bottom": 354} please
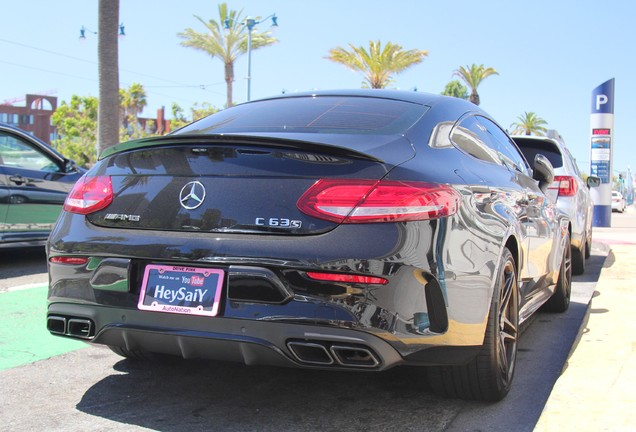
{"left": 179, "top": 181, "right": 206, "bottom": 210}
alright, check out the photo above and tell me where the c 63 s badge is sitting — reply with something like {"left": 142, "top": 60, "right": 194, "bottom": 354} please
{"left": 255, "top": 217, "right": 302, "bottom": 228}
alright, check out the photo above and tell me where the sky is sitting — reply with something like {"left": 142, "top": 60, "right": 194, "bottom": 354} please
{"left": 1, "top": 0, "right": 635, "bottom": 176}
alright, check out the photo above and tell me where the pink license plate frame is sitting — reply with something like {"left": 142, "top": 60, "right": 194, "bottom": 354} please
{"left": 138, "top": 264, "right": 224, "bottom": 317}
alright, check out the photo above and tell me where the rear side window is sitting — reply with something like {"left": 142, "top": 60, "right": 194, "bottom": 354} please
{"left": 450, "top": 115, "right": 530, "bottom": 175}
{"left": 174, "top": 96, "right": 429, "bottom": 136}
{"left": 513, "top": 138, "right": 563, "bottom": 169}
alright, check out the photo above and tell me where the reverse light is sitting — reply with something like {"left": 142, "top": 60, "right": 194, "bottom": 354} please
{"left": 306, "top": 272, "right": 388, "bottom": 285}
{"left": 549, "top": 176, "right": 578, "bottom": 197}
{"left": 297, "top": 179, "right": 460, "bottom": 223}
{"left": 64, "top": 175, "right": 113, "bottom": 215}
{"left": 49, "top": 256, "right": 89, "bottom": 265}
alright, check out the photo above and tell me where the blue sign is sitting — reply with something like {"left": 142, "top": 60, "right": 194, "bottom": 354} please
{"left": 591, "top": 78, "right": 615, "bottom": 114}
{"left": 590, "top": 137, "right": 611, "bottom": 183}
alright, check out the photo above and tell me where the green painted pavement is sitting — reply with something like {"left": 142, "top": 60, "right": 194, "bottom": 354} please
{"left": 0, "top": 285, "right": 85, "bottom": 370}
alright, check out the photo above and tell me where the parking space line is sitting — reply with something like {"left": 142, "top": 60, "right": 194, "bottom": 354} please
{"left": 0, "top": 285, "right": 85, "bottom": 370}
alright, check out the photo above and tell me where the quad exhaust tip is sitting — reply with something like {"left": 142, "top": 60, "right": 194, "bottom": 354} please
{"left": 287, "top": 340, "right": 380, "bottom": 368}
{"left": 47, "top": 315, "right": 94, "bottom": 339}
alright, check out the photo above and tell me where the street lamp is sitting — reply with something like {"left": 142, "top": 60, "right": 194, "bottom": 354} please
{"left": 224, "top": 14, "right": 278, "bottom": 101}
{"left": 79, "top": 23, "right": 125, "bottom": 40}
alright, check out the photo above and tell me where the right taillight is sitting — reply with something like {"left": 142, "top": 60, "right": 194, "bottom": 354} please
{"left": 64, "top": 175, "right": 113, "bottom": 215}
{"left": 549, "top": 175, "right": 578, "bottom": 197}
{"left": 297, "top": 179, "right": 461, "bottom": 223}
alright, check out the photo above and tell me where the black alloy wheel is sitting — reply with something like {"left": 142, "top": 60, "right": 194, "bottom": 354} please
{"left": 572, "top": 233, "right": 586, "bottom": 275}
{"left": 543, "top": 232, "right": 572, "bottom": 313}
{"left": 496, "top": 252, "right": 519, "bottom": 390}
{"left": 428, "top": 248, "right": 519, "bottom": 401}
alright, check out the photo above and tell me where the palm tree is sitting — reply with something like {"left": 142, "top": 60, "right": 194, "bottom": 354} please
{"left": 326, "top": 40, "right": 428, "bottom": 89}
{"left": 510, "top": 112, "right": 548, "bottom": 136}
{"left": 178, "top": 3, "right": 278, "bottom": 108}
{"left": 97, "top": 0, "right": 120, "bottom": 155}
{"left": 453, "top": 64, "right": 498, "bottom": 105}
{"left": 119, "top": 83, "right": 148, "bottom": 125}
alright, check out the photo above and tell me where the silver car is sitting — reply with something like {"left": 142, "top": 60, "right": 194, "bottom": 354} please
{"left": 611, "top": 191, "right": 627, "bottom": 213}
{"left": 512, "top": 133, "right": 599, "bottom": 275}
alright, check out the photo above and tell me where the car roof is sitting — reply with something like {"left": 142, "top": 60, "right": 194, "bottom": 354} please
{"left": 254, "top": 89, "right": 461, "bottom": 106}
{"left": 511, "top": 135, "right": 562, "bottom": 146}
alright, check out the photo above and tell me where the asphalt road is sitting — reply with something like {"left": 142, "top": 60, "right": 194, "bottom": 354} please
{"left": 0, "top": 245, "right": 48, "bottom": 292}
{"left": 0, "top": 241, "right": 608, "bottom": 431}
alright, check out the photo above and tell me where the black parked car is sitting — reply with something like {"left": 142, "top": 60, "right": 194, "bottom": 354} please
{"left": 47, "top": 90, "right": 571, "bottom": 401}
{"left": 0, "top": 123, "right": 84, "bottom": 247}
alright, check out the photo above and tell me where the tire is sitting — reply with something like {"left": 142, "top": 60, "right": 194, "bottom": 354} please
{"left": 109, "top": 345, "right": 182, "bottom": 363}
{"left": 572, "top": 234, "right": 585, "bottom": 275}
{"left": 428, "top": 248, "right": 519, "bottom": 401}
{"left": 543, "top": 233, "right": 572, "bottom": 313}
{"left": 585, "top": 229, "right": 592, "bottom": 259}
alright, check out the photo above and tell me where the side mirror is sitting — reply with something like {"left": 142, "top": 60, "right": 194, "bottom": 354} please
{"left": 63, "top": 159, "right": 79, "bottom": 173}
{"left": 532, "top": 154, "right": 554, "bottom": 192}
{"left": 587, "top": 175, "right": 601, "bottom": 188}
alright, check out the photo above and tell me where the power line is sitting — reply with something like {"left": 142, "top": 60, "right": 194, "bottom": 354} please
{"left": 0, "top": 37, "right": 217, "bottom": 90}
{"left": 0, "top": 60, "right": 98, "bottom": 83}
{"left": 0, "top": 60, "right": 217, "bottom": 106}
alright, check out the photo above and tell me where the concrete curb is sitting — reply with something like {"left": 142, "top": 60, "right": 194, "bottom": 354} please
{"left": 535, "top": 236, "right": 636, "bottom": 431}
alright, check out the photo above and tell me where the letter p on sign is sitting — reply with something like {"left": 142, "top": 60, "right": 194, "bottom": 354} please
{"left": 596, "top": 94, "right": 608, "bottom": 111}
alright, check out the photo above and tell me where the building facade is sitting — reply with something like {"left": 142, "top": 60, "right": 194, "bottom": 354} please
{"left": 0, "top": 94, "right": 171, "bottom": 146}
{"left": 0, "top": 94, "right": 58, "bottom": 144}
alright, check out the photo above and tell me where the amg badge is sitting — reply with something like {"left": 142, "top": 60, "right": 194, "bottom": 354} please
{"left": 104, "top": 213, "right": 141, "bottom": 222}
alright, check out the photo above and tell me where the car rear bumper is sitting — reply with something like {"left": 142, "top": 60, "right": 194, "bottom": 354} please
{"left": 46, "top": 210, "right": 502, "bottom": 368}
{"left": 46, "top": 301, "right": 481, "bottom": 369}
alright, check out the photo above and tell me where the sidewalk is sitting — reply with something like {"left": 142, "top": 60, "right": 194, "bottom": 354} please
{"left": 536, "top": 220, "right": 636, "bottom": 431}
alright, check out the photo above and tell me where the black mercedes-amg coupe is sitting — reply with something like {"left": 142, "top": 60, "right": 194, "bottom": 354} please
{"left": 47, "top": 90, "right": 571, "bottom": 401}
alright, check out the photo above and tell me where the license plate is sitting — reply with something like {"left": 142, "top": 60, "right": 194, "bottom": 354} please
{"left": 138, "top": 264, "right": 224, "bottom": 317}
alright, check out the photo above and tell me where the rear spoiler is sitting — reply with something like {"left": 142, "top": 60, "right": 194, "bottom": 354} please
{"left": 99, "top": 133, "right": 384, "bottom": 163}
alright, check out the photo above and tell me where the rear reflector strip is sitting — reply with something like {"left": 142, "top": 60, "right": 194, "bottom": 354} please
{"left": 306, "top": 272, "right": 388, "bottom": 285}
{"left": 49, "top": 256, "right": 89, "bottom": 265}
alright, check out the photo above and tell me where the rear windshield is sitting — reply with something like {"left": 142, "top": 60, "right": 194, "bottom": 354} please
{"left": 512, "top": 138, "right": 563, "bottom": 169}
{"left": 174, "top": 96, "right": 428, "bottom": 136}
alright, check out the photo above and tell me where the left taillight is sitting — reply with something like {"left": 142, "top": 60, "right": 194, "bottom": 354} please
{"left": 549, "top": 175, "right": 578, "bottom": 197}
{"left": 297, "top": 179, "right": 460, "bottom": 223}
{"left": 64, "top": 175, "right": 113, "bottom": 215}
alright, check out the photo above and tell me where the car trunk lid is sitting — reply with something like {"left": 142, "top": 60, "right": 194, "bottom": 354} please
{"left": 86, "top": 135, "right": 415, "bottom": 235}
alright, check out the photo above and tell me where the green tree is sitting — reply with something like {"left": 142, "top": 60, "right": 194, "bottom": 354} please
{"left": 441, "top": 80, "right": 469, "bottom": 99}
{"left": 52, "top": 95, "right": 99, "bottom": 167}
{"left": 191, "top": 102, "right": 218, "bottom": 120}
{"left": 453, "top": 64, "right": 498, "bottom": 105}
{"left": 170, "top": 102, "right": 219, "bottom": 131}
{"left": 326, "top": 40, "right": 428, "bottom": 89}
{"left": 178, "top": 3, "right": 278, "bottom": 108}
{"left": 510, "top": 112, "right": 548, "bottom": 136}
{"left": 170, "top": 103, "right": 190, "bottom": 131}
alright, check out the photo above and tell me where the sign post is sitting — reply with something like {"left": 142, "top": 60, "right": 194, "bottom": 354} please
{"left": 590, "top": 78, "right": 615, "bottom": 227}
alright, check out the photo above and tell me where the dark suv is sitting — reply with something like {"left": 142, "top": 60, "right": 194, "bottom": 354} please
{"left": 0, "top": 123, "right": 84, "bottom": 247}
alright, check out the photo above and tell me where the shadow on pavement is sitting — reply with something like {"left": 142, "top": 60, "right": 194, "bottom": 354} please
{"left": 0, "top": 246, "right": 47, "bottom": 279}
{"left": 75, "top": 359, "right": 459, "bottom": 432}
{"left": 74, "top": 252, "right": 607, "bottom": 432}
